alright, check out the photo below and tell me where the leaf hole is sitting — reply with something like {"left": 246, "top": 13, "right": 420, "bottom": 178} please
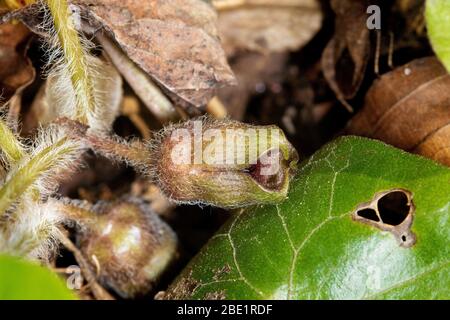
{"left": 352, "top": 189, "right": 416, "bottom": 248}
{"left": 356, "top": 208, "right": 379, "bottom": 222}
{"left": 377, "top": 191, "right": 410, "bottom": 226}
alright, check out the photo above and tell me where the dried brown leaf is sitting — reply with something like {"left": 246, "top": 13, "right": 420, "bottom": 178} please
{"left": 96, "top": 34, "right": 179, "bottom": 124}
{"left": 321, "top": 0, "right": 370, "bottom": 112}
{"left": 72, "top": 0, "right": 236, "bottom": 107}
{"left": 214, "top": 0, "right": 322, "bottom": 56}
{"left": 0, "top": 22, "right": 34, "bottom": 109}
{"left": 346, "top": 57, "right": 450, "bottom": 167}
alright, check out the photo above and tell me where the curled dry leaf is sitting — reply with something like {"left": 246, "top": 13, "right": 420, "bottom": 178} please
{"left": 71, "top": 0, "right": 236, "bottom": 107}
{"left": 321, "top": 0, "right": 370, "bottom": 112}
{"left": 46, "top": 54, "right": 123, "bottom": 133}
{"left": 0, "top": 22, "right": 34, "bottom": 110}
{"left": 25, "top": 55, "right": 122, "bottom": 133}
{"left": 345, "top": 57, "right": 450, "bottom": 167}
{"left": 214, "top": 0, "right": 322, "bottom": 56}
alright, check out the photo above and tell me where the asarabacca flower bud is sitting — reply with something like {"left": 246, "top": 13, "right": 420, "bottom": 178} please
{"left": 150, "top": 117, "right": 299, "bottom": 208}
{"left": 76, "top": 198, "right": 177, "bottom": 298}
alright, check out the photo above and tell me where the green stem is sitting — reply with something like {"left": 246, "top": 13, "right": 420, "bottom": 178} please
{"left": 0, "top": 137, "right": 77, "bottom": 215}
{"left": 46, "top": 0, "right": 95, "bottom": 124}
{"left": 0, "top": 119, "right": 25, "bottom": 164}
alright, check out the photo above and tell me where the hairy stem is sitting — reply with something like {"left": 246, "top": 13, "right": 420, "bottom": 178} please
{"left": 58, "top": 117, "right": 152, "bottom": 174}
{"left": 46, "top": 0, "right": 95, "bottom": 124}
{"left": 0, "top": 137, "right": 77, "bottom": 216}
{"left": 0, "top": 119, "right": 25, "bottom": 164}
{"left": 50, "top": 199, "right": 95, "bottom": 225}
{"left": 85, "top": 132, "right": 152, "bottom": 173}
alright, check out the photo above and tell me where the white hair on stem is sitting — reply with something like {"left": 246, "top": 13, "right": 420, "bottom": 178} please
{"left": 39, "top": 0, "right": 122, "bottom": 133}
{"left": 0, "top": 124, "right": 85, "bottom": 216}
{"left": 0, "top": 124, "right": 86, "bottom": 260}
{"left": 0, "top": 198, "right": 65, "bottom": 261}
{"left": 0, "top": 115, "right": 26, "bottom": 170}
{"left": 0, "top": 0, "right": 122, "bottom": 260}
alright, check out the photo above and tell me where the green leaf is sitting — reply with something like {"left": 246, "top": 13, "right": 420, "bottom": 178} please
{"left": 426, "top": 0, "right": 450, "bottom": 71}
{"left": 0, "top": 255, "right": 76, "bottom": 300}
{"left": 166, "top": 137, "right": 450, "bottom": 299}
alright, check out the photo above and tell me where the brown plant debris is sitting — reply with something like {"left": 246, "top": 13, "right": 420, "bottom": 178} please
{"left": 0, "top": 22, "right": 34, "bottom": 108}
{"left": 215, "top": 0, "right": 322, "bottom": 56}
{"left": 346, "top": 57, "right": 450, "bottom": 167}
{"left": 72, "top": 0, "right": 236, "bottom": 107}
{"left": 321, "top": 0, "right": 371, "bottom": 112}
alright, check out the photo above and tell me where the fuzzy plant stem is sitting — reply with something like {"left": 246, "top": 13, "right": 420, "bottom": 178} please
{"left": 0, "top": 137, "right": 76, "bottom": 216}
{"left": 0, "top": 119, "right": 25, "bottom": 164}
{"left": 50, "top": 199, "right": 95, "bottom": 225}
{"left": 46, "top": 0, "right": 95, "bottom": 124}
{"left": 86, "top": 133, "right": 152, "bottom": 173}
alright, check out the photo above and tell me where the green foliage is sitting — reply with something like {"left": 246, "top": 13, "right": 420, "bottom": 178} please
{"left": 0, "top": 255, "right": 76, "bottom": 299}
{"left": 426, "top": 0, "right": 450, "bottom": 71}
{"left": 167, "top": 137, "right": 450, "bottom": 299}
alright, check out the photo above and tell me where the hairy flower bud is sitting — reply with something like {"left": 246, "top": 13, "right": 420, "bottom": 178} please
{"left": 61, "top": 117, "right": 299, "bottom": 209}
{"left": 73, "top": 198, "right": 177, "bottom": 298}
{"left": 149, "top": 117, "right": 299, "bottom": 208}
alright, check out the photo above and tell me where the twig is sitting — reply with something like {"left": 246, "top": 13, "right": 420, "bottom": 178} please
{"left": 206, "top": 96, "right": 228, "bottom": 119}
{"left": 374, "top": 30, "right": 381, "bottom": 76}
{"left": 59, "top": 231, "right": 115, "bottom": 300}
{"left": 388, "top": 31, "right": 394, "bottom": 69}
{"left": 121, "top": 96, "right": 152, "bottom": 140}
